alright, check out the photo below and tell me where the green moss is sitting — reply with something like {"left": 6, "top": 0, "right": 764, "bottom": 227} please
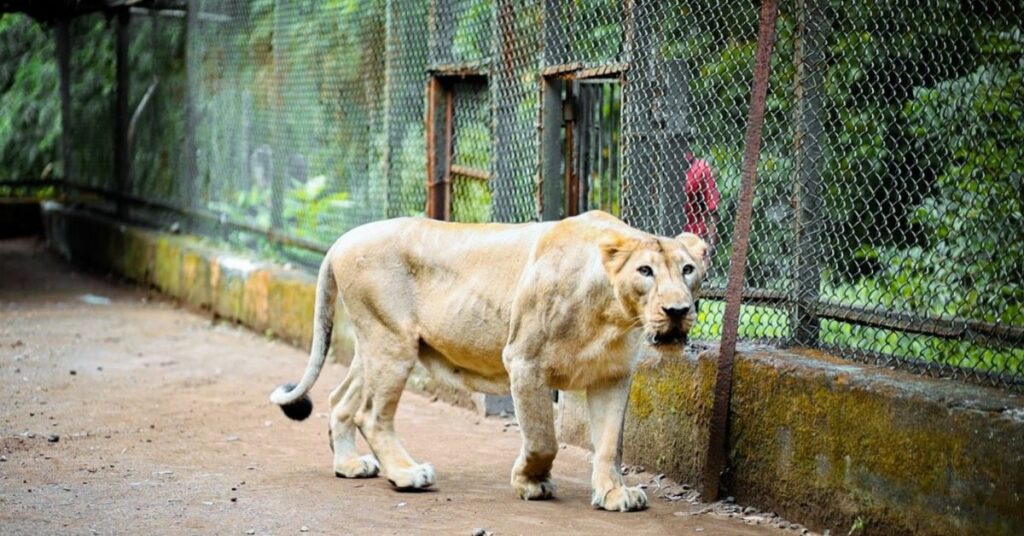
{"left": 180, "top": 248, "right": 212, "bottom": 309}
{"left": 152, "top": 237, "right": 182, "bottom": 297}
{"left": 267, "top": 271, "right": 316, "bottom": 349}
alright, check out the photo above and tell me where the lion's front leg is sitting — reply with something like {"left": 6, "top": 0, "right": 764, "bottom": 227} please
{"left": 505, "top": 356, "right": 558, "bottom": 501}
{"left": 587, "top": 376, "right": 648, "bottom": 512}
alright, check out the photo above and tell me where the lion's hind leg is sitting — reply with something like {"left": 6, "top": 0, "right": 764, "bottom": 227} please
{"left": 328, "top": 355, "right": 379, "bottom": 478}
{"left": 354, "top": 338, "right": 436, "bottom": 490}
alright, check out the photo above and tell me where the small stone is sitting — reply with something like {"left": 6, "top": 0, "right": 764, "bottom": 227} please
{"left": 0, "top": 455, "right": 7, "bottom": 462}
{"left": 724, "top": 496, "right": 734, "bottom": 503}
{"left": 471, "top": 529, "right": 488, "bottom": 536}
{"left": 300, "top": 527, "right": 309, "bottom": 533}
{"left": 743, "top": 506, "right": 756, "bottom": 515}
{"left": 790, "top": 524, "right": 805, "bottom": 532}
{"left": 778, "top": 521, "right": 790, "bottom": 530}
{"left": 69, "top": 370, "right": 76, "bottom": 376}
{"left": 24, "top": 431, "right": 35, "bottom": 439}
{"left": 245, "top": 530, "right": 255, "bottom": 535}
{"left": 695, "top": 529, "right": 704, "bottom": 533}
{"left": 226, "top": 435, "right": 240, "bottom": 442}
{"left": 230, "top": 497, "right": 237, "bottom": 502}
{"left": 202, "top": 501, "right": 214, "bottom": 506}
{"left": 47, "top": 434, "right": 60, "bottom": 443}
{"left": 396, "top": 501, "right": 407, "bottom": 508}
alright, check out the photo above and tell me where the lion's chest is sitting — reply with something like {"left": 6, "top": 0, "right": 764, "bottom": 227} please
{"left": 541, "top": 328, "right": 636, "bottom": 391}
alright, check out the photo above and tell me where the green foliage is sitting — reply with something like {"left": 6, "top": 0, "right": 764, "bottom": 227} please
{"left": 0, "top": 14, "right": 61, "bottom": 180}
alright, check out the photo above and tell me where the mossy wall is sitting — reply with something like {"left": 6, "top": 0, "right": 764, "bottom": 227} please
{"left": 560, "top": 346, "right": 1024, "bottom": 536}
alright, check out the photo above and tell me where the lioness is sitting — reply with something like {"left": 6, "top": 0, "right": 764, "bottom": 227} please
{"left": 270, "top": 211, "right": 706, "bottom": 512}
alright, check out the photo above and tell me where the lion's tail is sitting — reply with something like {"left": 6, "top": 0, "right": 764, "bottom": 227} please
{"left": 268, "top": 251, "right": 337, "bottom": 421}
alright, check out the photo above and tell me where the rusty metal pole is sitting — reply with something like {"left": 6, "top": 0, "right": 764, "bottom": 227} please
{"left": 702, "top": 0, "right": 780, "bottom": 500}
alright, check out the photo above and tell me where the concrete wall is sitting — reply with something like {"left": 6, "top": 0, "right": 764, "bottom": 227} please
{"left": 43, "top": 204, "right": 1024, "bottom": 536}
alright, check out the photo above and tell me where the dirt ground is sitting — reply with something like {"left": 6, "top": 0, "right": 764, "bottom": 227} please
{"left": 0, "top": 236, "right": 795, "bottom": 535}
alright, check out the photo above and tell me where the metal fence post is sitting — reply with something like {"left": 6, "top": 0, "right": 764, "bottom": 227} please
{"left": 115, "top": 7, "right": 131, "bottom": 216}
{"left": 791, "top": 0, "right": 827, "bottom": 347}
{"left": 55, "top": 18, "right": 74, "bottom": 187}
{"left": 703, "top": 0, "right": 780, "bottom": 500}
{"left": 183, "top": 1, "right": 200, "bottom": 224}
{"left": 269, "top": 0, "right": 285, "bottom": 232}
{"left": 658, "top": 58, "right": 692, "bottom": 237}
{"left": 620, "top": 0, "right": 658, "bottom": 232}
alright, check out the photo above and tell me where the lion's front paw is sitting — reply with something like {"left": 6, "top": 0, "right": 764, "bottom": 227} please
{"left": 334, "top": 454, "right": 380, "bottom": 478}
{"left": 386, "top": 462, "right": 436, "bottom": 490}
{"left": 592, "top": 485, "right": 648, "bottom": 512}
{"left": 512, "top": 474, "right": 556, "bottom": 501}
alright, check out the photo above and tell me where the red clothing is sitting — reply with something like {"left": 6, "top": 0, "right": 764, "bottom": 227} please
{"left": 682, "top": 154, "right": 720, "bottom": 239}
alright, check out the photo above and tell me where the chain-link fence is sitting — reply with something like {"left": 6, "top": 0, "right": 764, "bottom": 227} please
{"left": 8, "top": 0, "right": 1022, "bottom": 389}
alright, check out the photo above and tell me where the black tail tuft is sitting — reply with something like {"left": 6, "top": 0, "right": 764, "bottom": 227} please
{"left": 277, "top": 383, "right": 314, "bottom": 421}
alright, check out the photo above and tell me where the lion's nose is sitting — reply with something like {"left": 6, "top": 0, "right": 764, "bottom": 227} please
{"left": 663, "top": 306, "right": 690, "bottom": 319}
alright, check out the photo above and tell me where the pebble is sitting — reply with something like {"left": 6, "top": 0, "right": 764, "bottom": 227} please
{"left": 471, "top": 529, "right": 489, "bottom": 536}
{"left": 245, "top": 530, "right": 255, "bottom": 535}
{"left": 396, "top": 502, "right": 407, "bottom": 508}
{"left": 0, "top": 455, "right": 7, "bottom": 462}
{"left": 48, "top": 434, "right": 60, "bottom": 443}
{"left": 226, "top": 435, "right": 240, "bottom": 442}
{"left": 300, "top": 527, "right": 309, "bottom": 533}
{"left": 69, "top": 370, "right": 77, "bottom": 376}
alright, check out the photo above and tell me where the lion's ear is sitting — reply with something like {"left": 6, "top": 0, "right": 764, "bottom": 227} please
{"left": 675, "top": 232, "right": 708, "bottom": 263}
{"left": 599, "top": 232, "right": 636, "bottom": 274}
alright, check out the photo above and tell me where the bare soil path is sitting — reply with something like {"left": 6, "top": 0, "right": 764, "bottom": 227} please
{"left": 0, "top": 237, "right": 789, "bottom": 535}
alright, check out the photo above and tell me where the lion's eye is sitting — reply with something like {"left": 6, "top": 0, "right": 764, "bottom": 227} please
{"left": 637, "top": 265, "right": 654, "bottom": 277}
{"left": 683, "top": 264, "right": 695, "bottom": 276}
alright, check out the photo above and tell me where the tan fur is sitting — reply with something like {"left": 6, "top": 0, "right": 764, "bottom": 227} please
{"left": 270, "top": 211, "right": 706, "bottom": 511}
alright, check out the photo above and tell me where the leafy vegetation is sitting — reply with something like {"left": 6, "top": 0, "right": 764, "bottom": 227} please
{"left": 0, "top": 14, "right": 60, "bottom": 181}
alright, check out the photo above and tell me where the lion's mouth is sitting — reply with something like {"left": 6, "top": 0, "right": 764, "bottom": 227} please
{"left": 649, "top": 329, "right": 688, "bottom": 347}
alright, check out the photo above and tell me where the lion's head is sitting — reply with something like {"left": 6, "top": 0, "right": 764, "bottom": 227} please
{"left": 600, "top": 231, "right": 707, "bottom": 346}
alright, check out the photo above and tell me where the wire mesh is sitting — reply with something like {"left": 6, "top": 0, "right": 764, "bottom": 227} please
{"left": 45, "top": 0, "right": 1024, "bottom": 389}
{"left": 66, "top": 13, "right": 116, "bottom": 191}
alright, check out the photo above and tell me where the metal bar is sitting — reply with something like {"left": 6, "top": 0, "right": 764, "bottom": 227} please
{"left": 540, "top": 76, "right": 564, "bottom": 220}
{"left": 57, "top": 181, "right": 330, "bottom": 254}
{"left": 114, "top": 7, "right": 130, "bottom": 216}
{"left": 563, "top": 81, "right": 578, "bottom": 216}
{"left": 575, "top": 63, "right": 629, "bottom": 80}
{"left": 539, "top": 62, "right": 583, "bottom": 77}
{"left": 449, "top": 165, "right": 491, "bottom": 181}
{"left": 425, "top": 78, "right": 439, "bottom": 218}
{"left": 700, "top": 287, "right": 790, "bottom": 304}
{"left": 703, "top": 0, "right": 780, "bottom": 501}
{"left": 791, "top": 0, "right": 827, "bottom": 346}
{"left": 428, "top": 64, "right": 489, "bottom": 78}
{"left": 55, "top": 19, "right": 74, "bottom": 186}
{"left": 443, "top": 89, "right": 454, "bottom": 221}
{"left": 182, "top": 0, "right": 199, "bottom": 220}
{"left": 269, "top": 0, "right": 285, "bottom": 232}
